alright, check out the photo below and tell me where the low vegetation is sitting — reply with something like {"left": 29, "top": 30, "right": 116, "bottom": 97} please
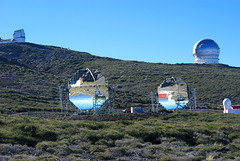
{"left": 0, "top": 111, "right": 240, "bottom": 160}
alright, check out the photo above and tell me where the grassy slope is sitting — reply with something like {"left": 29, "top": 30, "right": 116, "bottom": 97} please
{"left": 0, "top": 55, "right": 61, "bottom": 112}
{"left": 0, "top": 111, "right": 240, "bottom": 160}
{"left": 83, "top": 60, "right": 240, "bottom": 108}
{"left": 0, "top": 43, "right": 240, "bottom": 112}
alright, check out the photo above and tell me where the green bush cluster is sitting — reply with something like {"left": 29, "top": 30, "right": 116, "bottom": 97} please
{"left": 0, "top": 111, "right": 240, "bottom": 160}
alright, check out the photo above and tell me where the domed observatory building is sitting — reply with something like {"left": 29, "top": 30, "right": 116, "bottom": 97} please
{"left": 193, "top": 39, "right": 220, "bottom": 64}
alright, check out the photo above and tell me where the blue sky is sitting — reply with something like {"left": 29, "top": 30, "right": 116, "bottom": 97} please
{"left": 1, "top": 0, "right": 239, "bottom": 67}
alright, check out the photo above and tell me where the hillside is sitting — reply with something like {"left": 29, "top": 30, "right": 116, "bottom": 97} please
{"left": 0, "top": 42, "right": 240, "bottom": 112}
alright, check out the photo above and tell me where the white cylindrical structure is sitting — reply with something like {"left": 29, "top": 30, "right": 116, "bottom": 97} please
{"left": 193, "top": 39, "right": 220, "bottom": 64}
{"left": 131, "top": 107, "right": 134, "bottom": 113}
{"left": 223, "top": 98, "right": 231, "bottom": 113}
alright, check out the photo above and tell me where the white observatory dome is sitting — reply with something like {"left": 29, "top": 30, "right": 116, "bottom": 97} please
{"left": 193, "top": 39, "right": 220, "bottom": 64}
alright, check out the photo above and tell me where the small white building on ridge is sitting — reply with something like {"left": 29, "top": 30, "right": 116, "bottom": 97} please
{"left": 0, "top": 29, "right": 25, "bottom": 44}
{"left": 223, "top": 98, "right": 240, "bottom": 114}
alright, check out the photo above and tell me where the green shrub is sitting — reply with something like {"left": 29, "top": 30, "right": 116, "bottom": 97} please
{"left": 125, "top": 125, "right": 147, "bottom": 138}
{"left": 67, "top": 133, "right": 89, "bottom": 145}
{"left": 107, "top": 147, "right": 129, "bottom": 157}
{"left": 36, "top": 141, "right": 57, "bottom": 151}
{"left": 77, "top": 121, "right": 106, "bottom": 130}
{"left": 34, "top": 155, "right": 60, "bottom": 161}
{"left": 67, "top": 153, "right": 81, "bottom": 157}
{"left": 0, "top": 130, "right": 6, "bottom": 142}
{"left": 101, "top": 130, "right": 124, "bottom": 141}
{"left": 142, "top": 153, "right": 155, "bottom": 158}
{"left": 160, "top": 157, "right": 171, "bottom": 161}
{"left": 95, "top": 139, "right": 112, "bottom": 147}
{"left": 226, "top": 143, "right": 240, "bottom": 152}
{"left": 228, "top": 132, "right": 239, "bottom": 140}
{"left": 145, "top": 145, "right": 162, "bottom": 154}
{"left": 37, "top": 129, "right": 58, "bottom": 141}
{"left": 14, "top": 124, "right": 37, "bottom": 137}
{"left": 0, "top": 120, "right": 5, "bottom": 125}
{"left": 129, "top": 142, "right": 144, "bottom": 148}
{"left": 164, "top": 129, "right": 195, "bottom": 145}
{"left": 9, "top": 134, "right": 38, "bottom": 147}
{"left": 89, "top": 145, "right": 107, "bottom": 152}
{"left": 189, "top": 156, "right": 205, "bottom": 161}
{"left": 115, "top": 120, "right": 133, "bottom": 126}
{"left": 125, "top": 125, "right": 162, "bottom": 143}
{"left": 96, "top": 152, "right": 112, "bottom": 160}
